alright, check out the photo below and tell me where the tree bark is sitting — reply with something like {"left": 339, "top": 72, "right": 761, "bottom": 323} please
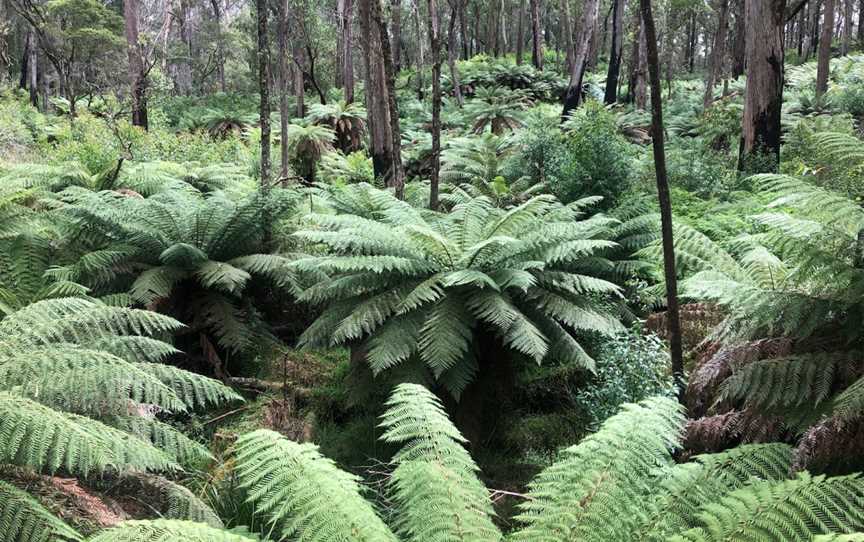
{"left": 732, "top": 0, "right": 746, "bottom": 76}
{"left": 277, "top": 0, "right": 290, "bottom": 180}
{"left": 459, "top": 0, "right": 468, "bottom": 59}
{"left": 842, "top": 0, "right": 851, "bottom": 55}
{"left": 561, "top": 0, "right": 599, "bottom": 118}
{"left": 28, "top": 34, "right": 37, "bottom": 108}
{"left": 428, "top": 0, "right": 441, "bottom": 210}
{"left": 256, "top": 0, "right": 272, "bottom": 189}
{"left": 604, "top": 0, "right": 625, "bottom": 103}
{"left": 391, "top": 0, "right": 403, "bottom": 71}
{"left": 412, "top": 0, "right": 425, "bottom": 99}
{"left": 210, "top": 0, "right": 227, "bottom": 91}
{"left": 125, "top": 0, "right": 148, "bottom": 129}
{"left": 447, "top": 0, "right": 464, "bottom": 106}
{"left": 633, "top": 17, "right": 648, "bottom": 109}
{"left": 561, "top": 0, "right": 575, "bottom": 73}
{"left": 361, "top": 0, "right": 405, "bottom": 197}
{"left": 816, "top": 0, "right": 835, "bottom": 96}
{"left": 530, "top": 0, "right": 543, "bottom": 69}
{"left": 858, "top": 0, "right": 864, "bottom": 45}
{"left": 703, "top": 0, "right": 730, "bottom": 109}
{"left": 738, "top": 0, "right": 786, "bottom": 173}
{"left": 639, "top": 0, "right": 685, "bottom": 402}
{"left": 516, "top": 0, "right": 525, "bottom": 64}
{"left": 341, "top": 0, "right": 356, "bottom": 102}
{"left": 176, "top": 0, "right": 194, "bottom": 95}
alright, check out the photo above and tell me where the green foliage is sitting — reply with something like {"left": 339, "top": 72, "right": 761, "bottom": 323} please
{"left": 574, "top": 330, "right": 677, "bottom": 428}
{"left": 232, "top": 429, "right": 397, "bottom": 541}
{"left": 557, "top": 101, "right": 633, "bottom": 209}
{"left": 87, "top": 520, "right": 256, "bottom": 542}
{"left": 294, "top": 185, "right": 626, "bottom": 396}
{"left": 0, "top": 480, "right": 82, "bottom": 542}
{"left": 380, "top": 384, "right": 502, "bottom": 541}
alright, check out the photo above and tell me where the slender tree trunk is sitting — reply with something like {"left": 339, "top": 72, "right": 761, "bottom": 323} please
{"left": 210, "top": 0, "right": 227, "bottom": 91}
{"left": 703, "top": 0, "right": 730, "bottom": 109}
{"left": 687, "top": 11, "right": 697, "bottom": 72}
{"left": 342, "top": 0, "right": 356, "bottom": 102}
{"left": 530, "top": 0, "right": 543, "bottom": 69}
{"left": 816, "top": 0, "right": 835, "bottom": 96}
{"left": 176, "top": 0, "right": 194, "bottom": 95}
{"left": 447, "top": 0, "right": 464, "bottom": 106}
{"left": 516, "top": 0, "right": 525, "bottom": 64}
{"left": 732, "top": 0, "right": 746, "bottom": 75}
{"left": 604, "top": 0, "right": 625, "bottom": 103}
{"left": 28, "top": 39, "right": 37, "bottom": 108}
{"left": 639, "top": 0, "right": 685, "bottom": 402}
{"left": 428, "top": 0, "right": 441, "bottom": 210}
{"left": 459, "top": 0, "right": 468, "bottom": 59}
{"left": 372, "top": 0, "right": 405, "bottom": 198}
{"left": 293, "top": 42, "right": 305, "bottom": 118}
{"left": 256, "top": 0, "right": 271, "bottom": 189}
{"left": 738, "top": 0, "right": 786, "bottom": 173}
{"left": 858, "top": 0, "right": 864, "bottom": 44}
{"left": 19, "top": 31, "right": 30, "bottom": 91}
{"left": 634, "top": 18, "right": 648, "bottom": 109}
{"left": 277, "top": 0, "right": 290, "bottom": 180}
{"left": 412, "top": 0, "right": 426, "bottom": 99}
{"left": 842, "top": 0, "right": 852, "bottom": 54}
{"left": 391, "top": 0, "right": 403, "bottom": 71}
{"left": 125, "top": 0, "right": 148, "bottom": 129}
{"left": 561, "top": 0, "right": 575, "bottom": 73}
{"left": 561, "top": 0, "right": 599, "bottom": 118}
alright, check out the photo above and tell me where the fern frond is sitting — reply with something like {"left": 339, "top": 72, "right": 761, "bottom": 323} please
{"left": 87, "top": 519, "right": 254, "bottom": 542}
{"left": 232, "top": 429, "right": 397, "bottom": 541}
{"left": 0, "top": 480, "right": 82, "bottom": 542}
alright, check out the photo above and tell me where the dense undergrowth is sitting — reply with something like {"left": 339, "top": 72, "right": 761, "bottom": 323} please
{"left": 4, "top": 52, "right": 864, "bottom": 540}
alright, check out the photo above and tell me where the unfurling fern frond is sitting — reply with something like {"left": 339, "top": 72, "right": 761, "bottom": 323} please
{"left": 87, "top": 519, "right": 255, "bottom": 542}
{"left": 0, "top": 480, "right": 82, "bottom": 542}
{"left": 232, "top": 430, "right": 398, "bottom": 542}
{"left": 379, "top": 384, "right": 502, "bottom": 542}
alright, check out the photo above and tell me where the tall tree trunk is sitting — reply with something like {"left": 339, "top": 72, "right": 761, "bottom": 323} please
{"left": 124, "top": 0, "right": 148, "bottom": 129}
{"left": 428, "top": 0, "right": 441, "bottom": 210}
{"left": 703, "top": 0, "right": 730, "bottom": 109}
{"left": 530, "top": 0, "right": 543, "bottom": 69}
{"left": 277, "top": 0, "right": 290, "bottom": 180}
{"left": 19, "top": 31, "right": 30, "bottom": 91}
{"left": 738, "top": 0, "right": 786, "bottom": 173}
{"left": 341, "top": 0, "right": 356, "bottom": 102}
{"left": 412, "top": 0, "right": 426, "bottom": 99}
{"left": 516, "top": 0, "right": 525, "bottom": 64}
{"left": 604, "top": 0, "right": 625, "bottom": 103}
{"left": 561, "top": 0, "right": 599, "bottom": 118}
{"left": 816, "top": 0, "right": 835, "bottom": 96}
{"left": 686, "top": 11, "right": 697, "bottom": 72}
{"left": 256, "top": 0, "right": 271, "bottom": 190}
{"left": 447, "top": 0, "right": 464, "bottom": 106}
{"left": 28, "top": 37, "right": 37, "bottom": 108}
{"left": 293, "top": 42, "right": 305, "bottom": 118}
{"left": 391, "top": 0, "right": 403, "bottom": 71}
{"left": 639, "top": 0, "right": 685, "bottom": 402}
{"left": 210, "top": 0, "right": 226, "bottom": 91}
{"left": 633, "top": 17, "right": 648, "bottom": 109}
{"left": 459, "top": 0, "right": 468, "bottom": 59}
{"left": 372, "top": 0, "right": 405, "bottom": 198}
{"left": 360, "top": 0, "right": 404, "bottom": 197}
{"left": 732, "top": 0, "right": 746, "bottom": 76}
{"left": 561, "top": 0, "right": 575, "bottom": 73}
{"left": 176, "top": 0, "right": 194, "bottom": 95}
{"left": 485, "top": 0, "right": 498, "bottom": 54}
{"left": 842, "top": 0, "right": 852, "bottom": 54}
{"left": 858, "top": 0, "right": 864, "bottom": 44}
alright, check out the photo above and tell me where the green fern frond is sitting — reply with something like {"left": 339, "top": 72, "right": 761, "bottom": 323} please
{"left": 0, "top": 480, "right": 82, "bottom": 542}
{"left": 232, "top": 429, "right": 398, "bottom": 541}
{"left": 87, "top": 519, "right": 255, "bottom": 542}
{"left": 380, "top": 384, "right": 503, "bottom": 542}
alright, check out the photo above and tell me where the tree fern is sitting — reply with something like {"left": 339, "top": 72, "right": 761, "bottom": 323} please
{"left": 87, "top": 520, "right": 256, "bottom": 542}
{"left": 232, "top": 429, "right": 398, "bottom": 541}
{"left": 0, "top": 480, "right": 82, "bottom": 542}
{"left": 379, "top": 383, "right": 502, "bottom": 542}
{"left": 294, "top": 185, "right": 627, "bottom": 396}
